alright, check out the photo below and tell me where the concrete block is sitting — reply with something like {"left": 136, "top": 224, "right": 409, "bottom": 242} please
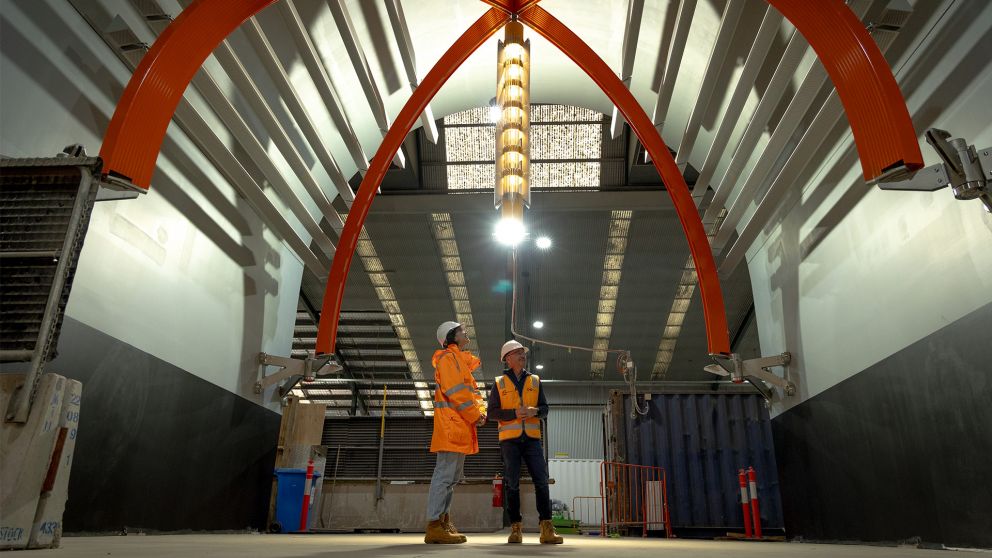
{"left": 29, "top": 378, "right": 82, "bottom": 548}
{"left": 0, "top": 373, "right": 66, "bottom": 549}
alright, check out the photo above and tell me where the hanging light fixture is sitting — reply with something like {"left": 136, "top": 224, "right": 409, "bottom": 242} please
{"left": 494, "top": 20, "right": 530, "bottom": 246}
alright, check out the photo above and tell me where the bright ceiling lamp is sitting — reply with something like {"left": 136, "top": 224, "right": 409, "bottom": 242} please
{"left": 495, "top": 217, "right": 526, "bottom": 246}
{"left": 535, "top": 236, "right": 552, "bottom": 249}
{"left": 494, "top": 20, "right": 530, "bottom": 247}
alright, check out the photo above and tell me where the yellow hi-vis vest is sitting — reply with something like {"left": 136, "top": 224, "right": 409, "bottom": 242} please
{"left": 496, "top": 373, "right": 541, "bottom": 441}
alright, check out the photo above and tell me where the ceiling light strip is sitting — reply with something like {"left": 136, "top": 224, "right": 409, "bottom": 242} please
{"left": 590, "top": 210, "right": 633, "bottom": 378}
{"left": 651, "top": 209, "right": 727, "bottom": 379}
{"left": 429, "top": 213, "right": 486, "bottom": 379}
{"left": 344, "top": 220, "right": 426, "bottom": 395}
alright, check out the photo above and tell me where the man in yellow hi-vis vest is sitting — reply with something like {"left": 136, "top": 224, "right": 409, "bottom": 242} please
{"left": 487, "top": 340, "right": 563, "bottom": 544}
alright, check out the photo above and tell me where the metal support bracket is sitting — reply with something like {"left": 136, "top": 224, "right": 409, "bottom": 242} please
{"left": 255, "top": 352, "right": 343, "bottom": 395}
{"left": 875, "top": 128, "right": 992, "bottom": 213}
{"left": 96, "top": 174, "right": 145, "bottom": 201}
{"left": 706, "top": 352, "right": 794, "bottom": 400}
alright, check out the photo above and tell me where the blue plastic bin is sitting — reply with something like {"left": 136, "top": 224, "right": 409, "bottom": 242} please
{"left": 273, "top": 468, "right": 322, "bottom": 533}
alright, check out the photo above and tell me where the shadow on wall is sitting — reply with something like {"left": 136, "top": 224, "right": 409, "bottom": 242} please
{"left": 799, "top": 6, "right": 992, "bottom": 262}
{"left": 12, "top": 1, "right": 300, "bottom": 405}
{"left": 754, "top": 0, "right": 957, "bottom": 404}
{"left": 2, "top": 2, "right": 290, "bottom": 532}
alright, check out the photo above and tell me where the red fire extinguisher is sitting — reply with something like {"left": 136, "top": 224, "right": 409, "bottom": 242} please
{"left": 492, "top": 474, "right": 504, "bottom": 508}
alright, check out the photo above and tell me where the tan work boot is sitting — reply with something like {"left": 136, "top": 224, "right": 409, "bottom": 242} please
{"left": 424, "top": 519, "right": 465, "bottom": 544}
{"left": 539, "top": 519, "right": 564, "bottom": 544}
{"left": 440, "top": 513, "right": 467, "bottom": 543}
{"left": 507, "top": 521, "right": 523, "bottom": 543}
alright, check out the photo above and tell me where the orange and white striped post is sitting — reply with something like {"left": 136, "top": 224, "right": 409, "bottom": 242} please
{"left": 299, "top": 459, "right": 315, "bottom": 532}
{"left": 747, "top": 467, "right": 762, "bottom": 540}
{"left": 738, "top": 469, "right": 752, "bottom": 538}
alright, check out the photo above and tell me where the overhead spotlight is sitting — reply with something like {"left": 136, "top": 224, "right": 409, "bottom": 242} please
{"left": 488, "top": 97, "right": 501, "bottom": 124}
{"left": 536, "top": 364, "right": 545, "bottom": 370}
{"left": 532, "top": 321, "right": 544, "bottom": 329}
{"left": 536, "top": 236, "right": 552, "bottom": 249}
{"left": 494, "top": 217, "right": 526, "bottom": 246}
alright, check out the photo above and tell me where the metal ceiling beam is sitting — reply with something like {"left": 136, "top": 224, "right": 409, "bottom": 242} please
{"left": 278, "top": 0, "right": 372, "bottom": 175}
{"left": 173, "top": 99, "right": 328, "bottom": 275}
{"left": 211, "top": 41, "right": 345, "bottom": 235}
{"left": 693, "top": 7, "right": 784, "bottom": 199}
{"left": 338, "top": 321, "right": 394, "bottom": 328}
{"left": 650, "top": 0, "right": 696, "bottom": 133}
{"left": 701, "top": 31, "right": 809, "bottom": 224}
{"left": 152, "top": 2, "right": 336, "bottom": 250}
{"left": 187, "top": 69, "right": 337, "bottom": 255}
{"left": 709, "top": 0, "right": 887, "bottom": 248}
{"left": 710, "top": 62, "right": 828, "bottom": 251}
{"left": 75, "top": 0, "right": 326, "bottom": 275}
{"left": 609, "top": 0, "right": 645, "bottom": 139}
{"left": 383, "top": 0, "right": 439, "bottom": 144}
{"left": 326, "top": 0, "right": 405, "bottom": 169}
{"left": 675, "top": 0, "right": 745, "bottom": 167}
{"left": 338, "top": 344, "right": 403, "bottom": 352}
{"left": 719, "top": 95, "right": 846, "bottom": 274}
{"left": 240, "top": 18, "right": 355, "bottom": 206}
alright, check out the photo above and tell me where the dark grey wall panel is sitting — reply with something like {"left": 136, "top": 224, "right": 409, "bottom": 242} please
{"left": 1, "top": 317, "right": 281, "bottom": 533}
{"left": 773, "top": 301, "right": 992, "bottom": 548}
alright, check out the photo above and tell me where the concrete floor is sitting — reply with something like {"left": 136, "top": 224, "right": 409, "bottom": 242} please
{"left": 29, "top": 533, "right": 964, "bottom": 557}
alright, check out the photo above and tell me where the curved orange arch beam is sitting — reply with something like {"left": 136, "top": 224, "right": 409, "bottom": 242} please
{"left": 314, "top": 8, "right": 511, "bottom": 354}
{"left": 766, "top": 0, "right": 923, "bottom": 179}
{"left": 312, "top": 4, "right": 733, "bottom": 356}
{"left": 517, "top": 6, "right": 730, "bottom": 355}
{"left": 94, "top": 0, "right": 923, "bottom": 359}
{"left": 100, "top": 0, "right": 276, "bottom": 188}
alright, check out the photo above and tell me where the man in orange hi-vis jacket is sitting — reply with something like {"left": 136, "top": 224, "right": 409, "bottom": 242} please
{"left": 424, "top": 321, "right": 487, "bottom": 544}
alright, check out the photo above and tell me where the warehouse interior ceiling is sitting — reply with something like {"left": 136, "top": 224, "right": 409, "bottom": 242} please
{"left": 63, "top": 0, "right": 932, "bottom": 407}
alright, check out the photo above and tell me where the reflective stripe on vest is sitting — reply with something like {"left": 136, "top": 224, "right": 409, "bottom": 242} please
{"left": 496, "top": 374, "right": 541, "bottom": 441}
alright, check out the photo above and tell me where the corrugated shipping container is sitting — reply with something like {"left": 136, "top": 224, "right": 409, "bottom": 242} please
{"left": 547, "top": 407, "right": 605, "bottom": 459}
{"left": 613, "top": 393, "right": 783, "bottom": 533}
{"left": 548, "top": 459, "right": 602, "bottom": 527}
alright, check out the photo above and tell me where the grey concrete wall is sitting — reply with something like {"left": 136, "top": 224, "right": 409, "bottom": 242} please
{"left": 316, "top": 481, "right": 549, "bottom": 533}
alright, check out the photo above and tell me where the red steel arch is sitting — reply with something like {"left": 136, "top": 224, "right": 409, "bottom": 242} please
{"left": 100, "top": 0, "right": 276, "bottom": 188}
{"left": 96, "top": 0, "right": 925, "bottom": 359}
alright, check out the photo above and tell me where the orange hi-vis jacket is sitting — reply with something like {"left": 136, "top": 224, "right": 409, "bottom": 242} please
{"left": 429, "top": 345, "right": 486, "bottom": 454}
{"left": 495, "top": 373, "right": 541, "bottom": 442}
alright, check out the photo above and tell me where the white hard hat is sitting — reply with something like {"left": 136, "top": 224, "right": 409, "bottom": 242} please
{"left": 500, "top": 340, "right": 529, "bottom": 362}
{"left": 436, "top": 321, "right": 462, "bottom": 347}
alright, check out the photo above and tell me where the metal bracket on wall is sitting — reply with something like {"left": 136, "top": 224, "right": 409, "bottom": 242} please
{"left": 706, "top": 352, "right": 794, "bottom": 402}
{"left": 874, "top": 128, "right": 992, "bottom": 214}
{"left": 255, "top": 353, "right": 343, "bottom": 396}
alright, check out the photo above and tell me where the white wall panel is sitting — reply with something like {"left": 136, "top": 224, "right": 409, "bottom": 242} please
{"left": 549, "top": 459, "right": 602, "bottom": 527}
{"left": 546, "top": 406, "right": 605, "bottom": 459}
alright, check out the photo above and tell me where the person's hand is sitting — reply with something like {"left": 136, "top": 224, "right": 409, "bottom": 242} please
{"left": 515, "top": 407, "right": 539, "bottom": 418}
{"left": 476, "top": 415, "right": 487, "bottom": 427}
